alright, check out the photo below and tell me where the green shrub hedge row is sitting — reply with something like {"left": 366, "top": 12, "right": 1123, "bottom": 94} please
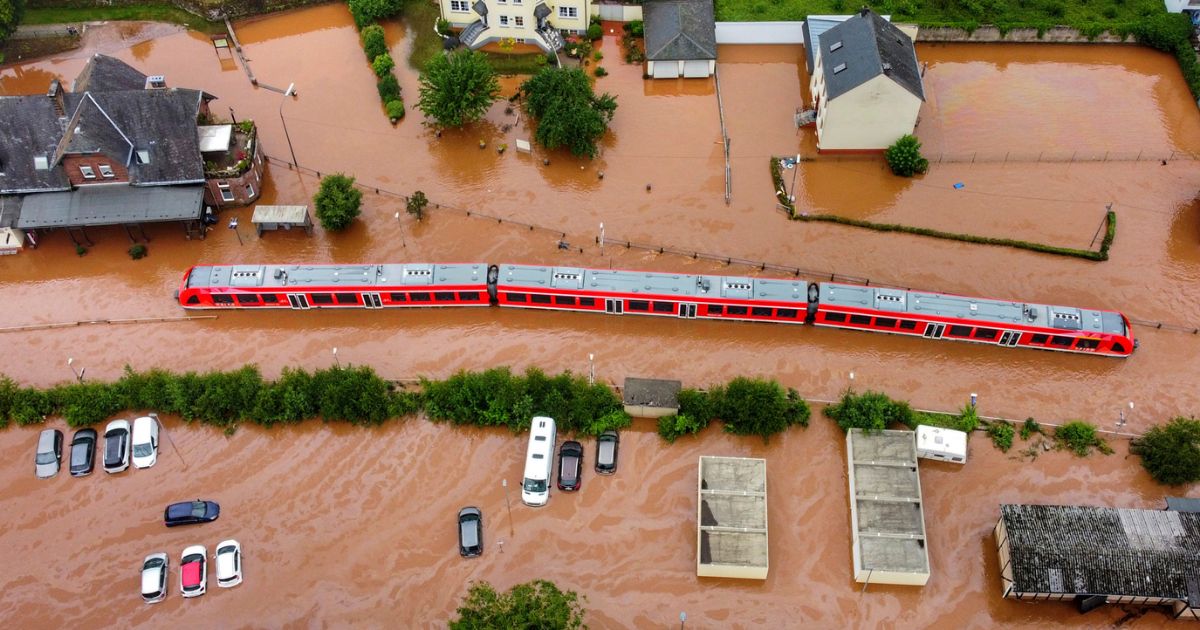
{"left": 656, "top": 377, "right": 810, "bottom": 443}
{"left": 358, "top": 20, "right": 404, "bottom": 118}
{"left": 825, "top": 389, "right": 978, "bottom": 434}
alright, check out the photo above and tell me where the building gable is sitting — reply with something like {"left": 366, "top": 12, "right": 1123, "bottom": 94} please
{"left": 644, "top": 0, "right": 717, "bottom": 61}
{"left": 819, "top": 9, "right": 924, "bottom": 103}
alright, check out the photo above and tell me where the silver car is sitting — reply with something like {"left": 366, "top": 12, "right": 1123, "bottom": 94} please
{"left": 35, "top": 429, "right": 62, "bottom": 479}
{"left": 141, "top": 553, "right": 169, "bottom": 603}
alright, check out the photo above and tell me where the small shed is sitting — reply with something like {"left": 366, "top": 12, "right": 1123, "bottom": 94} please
{"left": 0, "top": 227, "right": 25, "bottom": 254}
{"left": 251, "top": 205, "right": 313, "bottom": 236}
{"left": 622, "top": 377, "right": 681, "bottom": 418}
{"left": 644, "top": 0, "right": 717, "bottom": 79}
{"left": 916, "top": 425, "right": 967, "bottom": 464}
{"left": 697, "top": 456, "right": 768, "bottom": 579}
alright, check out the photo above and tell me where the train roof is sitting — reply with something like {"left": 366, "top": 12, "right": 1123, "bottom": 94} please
{"left": 818, "top": 282, "right": 1126, "bottom": 336}
{"left": 186, "top": 263, "right": 488, "bottom": 290}
{"left": 497, "top": 264, "right": 807, "bottom": 303}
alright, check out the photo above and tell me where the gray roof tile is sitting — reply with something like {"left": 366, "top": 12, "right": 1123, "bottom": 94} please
{"left": 644, "top": 0, "right": 716, "bottom": 61}
{"left": 819, "top": 9, "right": 924, "bottom": 102}
{"left": 0, "top": 96, "right": 71, "bottom": 194}
{"left": 72, "top": 54, "right": 149, "bottom": 92}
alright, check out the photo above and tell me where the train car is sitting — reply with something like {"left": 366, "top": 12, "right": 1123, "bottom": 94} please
{"left": 494, "top": 264, "right": 810, "bottom": 323}
{"left": 810, "top": 282, "right": 1134, "bottom": 357}
{"left": 177, "top": 263, "right": 493, "bottom": 309}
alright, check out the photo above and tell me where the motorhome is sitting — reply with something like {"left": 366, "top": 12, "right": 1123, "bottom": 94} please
{"left": 521, "top": 417, "right": 556, "bottom": 506}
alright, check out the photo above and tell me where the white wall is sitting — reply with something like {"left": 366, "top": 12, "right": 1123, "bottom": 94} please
{"left": 818, "top": 74, "right": 922, "bottom": 151}
{"left": 1164, "top": 0, "right": 1189, "bottom": 13}
{"left": 715, "top": 21, "right": 806, "bottom": 44}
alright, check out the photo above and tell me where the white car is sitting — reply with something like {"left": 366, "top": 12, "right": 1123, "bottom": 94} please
{"left": 215, "top": 540, "right": 243, "bottom": 588}
{"left": 180, "top": 545, "right": 207, "bottom": 598}
{"left": 131, "top": 416, "right": 159, "bottom": 469}
{"left": 102, "top": 420, "right": 130, "bottom": 474}
{"left": 140, "top": 552, "right": 168, "bottom": 603}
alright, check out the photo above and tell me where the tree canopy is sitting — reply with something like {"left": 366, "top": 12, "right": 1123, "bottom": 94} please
{"left": 347, "top": 0, "right": 404, "bottom": 29}
{"left": 0, "top": 0, "right": 24, "bottom": 43}
{"left": 449, "top": 580, "right": 586, "bottom": 630}
{"left": 521, "top": 67, "right": 617, "bottom": 158}
{"left": 313, "top": 173, "right": 362, "bottom": 231}
{"left": 417, "top": 50, "right": 499, "bottom": 128}
{"left": 884, "top": 134, "right": 929, "bottom": 177}
{"left": 1131, "top": 417, "right": 1200, "bottom": 485}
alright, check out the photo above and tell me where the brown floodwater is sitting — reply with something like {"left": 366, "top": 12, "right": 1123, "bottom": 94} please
{"left": 2, "top": 7, "right": 1200, "bottom": 626}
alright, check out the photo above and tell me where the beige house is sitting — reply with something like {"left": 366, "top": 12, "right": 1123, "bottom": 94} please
{"left": 441, "top": 0, "right": 591, "bottom": 53}
{"left": 809, "top": 9, "right": 924, "bottom": 153}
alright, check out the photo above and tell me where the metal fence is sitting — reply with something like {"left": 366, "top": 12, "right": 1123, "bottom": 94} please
{"left": 815, "top": 148, "right": 1200, "bottom": 165}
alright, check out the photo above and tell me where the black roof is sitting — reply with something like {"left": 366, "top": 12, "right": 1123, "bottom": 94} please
{"left": 623, "top": 377, "right": 682, "bottom": 408}
{"left": 0, "top": 96, "right": 72, "bottom": 194}
{"left": 72, "top": 53, "right": 149, "bottom": 93}
{"left": 643, "top": 0, "right": 717, "bottom": 62}
{"left": 819, "top": 9, "right": 924, "bottom": 102}
{"left": 1000, "top": 504, "right": 1200, "bottom": 603}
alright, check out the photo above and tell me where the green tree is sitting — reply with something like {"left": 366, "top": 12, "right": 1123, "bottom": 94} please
{"left": 360, "top": 23, "right": 387, "bottom": 61}
{"left": 449, "top": 580, "right": 586, "bottom": 630}
{"left": 417, "top": 50, "right": 499, "bottom": 128}
{"left": 718, "top": 377, "right": 810, "bottom": 443}
{"left": 1054, "top": 420, "right": 1111, "bottom": 457}
{"left": 824, "top": 390, "right": 916, "bottom": 433}
{"left": 372, "top": 53, "right": 395, "bottom": 78}
{"left": 385, "top": 99, "right": 405, "bottom": 121}
{"left": 885, "top": 134, "right": 929, "bottom": 177}
{"left": 406, "top": 190, "right": 428, "bottom": 220}
{"left": 347, "top": 0, "right": 403, "bottom": 29}
{"left": 1131, "top": 417, "right": 1200, "bottom": 485}
{"left": 521, "top": 67, "right": 617, "bottom": 158}
{"left": 313, "top": 173, "right": 363, "bottom": 231}
{"left": 0, "top": 0, "right": 24, "bottom": 43}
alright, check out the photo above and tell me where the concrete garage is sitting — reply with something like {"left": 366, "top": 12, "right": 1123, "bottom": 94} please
{"left": 644, "top": 0, "right": 716, "bottom": 79}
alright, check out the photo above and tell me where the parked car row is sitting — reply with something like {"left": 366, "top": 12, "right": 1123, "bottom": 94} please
{"left": 554, "top": 430, "right": 620, "bottom": 493}
{"left": 141, "top": 540, "right": 242, "bottom": 603}
{"left": 35, "top": 416, "right": 160, "bottom": 478}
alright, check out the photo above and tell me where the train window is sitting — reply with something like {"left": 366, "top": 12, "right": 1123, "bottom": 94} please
{"left": 505, "top": 293, "right": 526, "bottom": 302}
{"left": 579, "top": 297, "right": 596, "bottom": 307}
{"left": 213, "top": 294, "right": 233, "bottom": 304}
{"left": 628, "top": 300, "right": 649, "bottom": 311}
{"left": 850, "top": 315, "right": 871, "bottom": 325}
{"left": 752, "top": 307, "right": 772, "bottom": 317}
{"left": 336, "top": 293, "right": 358, "bottom": 305}
{"left": 262, "top": 294, "right": 279, "bottom": 303}
{"left": 706, "top": 305, "right": 724, "bottom": 316}
{"left": 899, "top": 320, "right": 918, "bottom": 330}
{"left": 555, "top": 296, "right": 577, "bottom": 306}
{"left": 727, "top": 306, "right": 748, "bottom": 316}
{"left": 390, "top": 293, "right": 408, "bottom": 302}
{"left": 435, "top": 292, "right": 456, "bottom": 302}
{"left": 874, "top": 317, "right": 897, "bottom": 328}
{"left": 530, "top": 294, "right": 551, "bottom": 304}
{"left": 186, "top": 295, "right": 200, "bottom": 305}
{"left": 973, "top": 328, "right": 999, "bottom": 341}
{"left": 311, "top": 293, "right": 333, "bottom": 305}
{"left": 653, "top": 302, "right": 675, "bottom": 313}
{"left": 948, "top": 325, "right": 972, "bottom": 337}
{"left": 1050, "top": 336, "right": 1073, "bottom": 347}
{"left": 1076, "top": 338, "right": 1100, "bottom": 350}
{"left": 777, "top": 308, "right": 798, "bottom": 318}
{"left": 1030, "top": 334, "right": 1049, "bottom": 344}
{"left": 459, "top": 292, "right": 480, "bottom": 301}
{"left": 235, "top": 294, "right": 260, "bottom": 305}
{"left": 410, "top": 292, "right": 431, "bottom": 301}
{"left": 824, "top": 312, "right": 846, "bottom": 323}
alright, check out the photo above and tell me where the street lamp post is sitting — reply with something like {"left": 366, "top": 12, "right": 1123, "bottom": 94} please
{"left": 502, "top": 478, "right": 514, "bottom": 536}
{"left": 332, "top": 347, "right": 340, "bottom": 368}
{"left": 67, "top": 357, "right": 84, "bottom": 382}
{"left": 279, "top": 82, "right": 298, "bottom": 166}
{"left": 1118, "top": 401, "right": 1133, "bottom": 428}
{"left": 680, "top": 612, "right": 687, "bottom": 630}
{"left": 588, "top": 353, "right": 595, "bottom": 385}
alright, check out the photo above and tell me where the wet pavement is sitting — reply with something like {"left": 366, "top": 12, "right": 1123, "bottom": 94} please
{"left": 2, "top": 5, "right": 1200, "bottom": 627}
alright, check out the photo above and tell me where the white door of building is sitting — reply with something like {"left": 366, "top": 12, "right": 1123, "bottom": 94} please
{"left": 598, "top": 4, "right": 622, "bottom": 20}
{"left": 682, "top": 60, "right": 710, "bottom": 78}
{"left": 652, "top": 62, "right": 679, "bottom": 79}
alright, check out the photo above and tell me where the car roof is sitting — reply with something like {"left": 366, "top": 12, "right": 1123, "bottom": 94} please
{"left": 460, "top": 519, "right": 479, "bottom": 547}
{"left": 167, "top": 501, "right": 201, "bottom": 519}
{"left": 216, "top": 549, "right": 237, "bottom": 577}
{"left": 181, "top": 560, "right": 202, "bottom": 585}
{"left": 141, "top": 566, "right": 164, "bottom": 593}
{"left": 132, "top": 417, "right": 153, "bottom": 440}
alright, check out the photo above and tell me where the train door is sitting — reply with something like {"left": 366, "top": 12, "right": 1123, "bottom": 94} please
{"left": 605, "top": 299, "right": 624, "bottom": 314}
{"left": 679, "top": 303, "right": 697, "bottom": 319}
{"left": 287, "top": 294, "right": 310, "bottom": 309}
{"left": 998, "top": 331, "right": 1020, "bottom": 346}
{"left": 923, "top": 323, "right": 945, "bottom": 339}
{"left": 362, "top": 292, "right": 382, "bottom": 308}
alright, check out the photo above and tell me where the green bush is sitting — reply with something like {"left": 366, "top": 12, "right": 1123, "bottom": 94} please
{"left": 824, "top": 390, "right": 915, "bottom": 433}
{"left": 657, "top": 413, "right": 707, "bottom": 443}
{"left": 1020, "top": 417, "right": 1043, "bottom": 440}
{"left": 372, "top": 53, "right": 396, "bottom": 78}
{"left": 594, "top": 66, "right": 607, "bottom": 77}
{"left": 1054, "top": 420, "right": 1112, "bottom": 456}
{"left": 718, "top": 377, "right": 810, "bottom": 442}
{"left": 987, "top": 421, "right": 1016, "bottom": 452}
{"left": 416, "top": 49, "right": 500, "bottom": 128}
{"left": 313, "top": 173, "right": 363, "bottom": 231}
{"left": 385, "top": 99, "right": 406, "bottom": 121}
{"left": 629, "top": 20, "right": 644, "bottom": 37}
{"left": 520, "top": 67, "right": 617, "bottom": 158}
{"left": 587, "top": 22, "right": 602, "bottom": 40}
{"left": 406, "top": 190, "right": 428, "bottom": 220}
{"left": 1132, "top": 11, "right": 1191, "bottom": 53}
{"left": 1130, "top": 417, "right": 1200, "bottom": 485}
{"left": 361, "top": 24, "right": 388, "bottom": 61}
{"left": 450, "top": 580, "right": 586, "bottom": 629}
{"left": 0, "top": 375, "right": 18, "bottom": 428}
{"left": 50, "top": 382, "right": 125, "bottom": 427}
{"left": 11, "top": 387, "right": 51, "bottom": 426}
{"left": 885, "top": 134, "right": 929, "bottom": 177}
{"left": 128, "top": 243, "right": 147, "bottom": 259}
{"left": 436, "top": 18, "right": 451, "bottom": 35}
{"left": 347, "top": 0, "right": 403, "bottom": 29}
{"left": 377, "top": 73, "right": 401, "bottom": 102}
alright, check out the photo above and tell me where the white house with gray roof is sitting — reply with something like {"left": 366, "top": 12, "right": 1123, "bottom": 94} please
{"left": 643, "top": 0, "right": 716, "bottom": 79}
{"left": 809, "top": 9, "right": 924, "bottom": 152}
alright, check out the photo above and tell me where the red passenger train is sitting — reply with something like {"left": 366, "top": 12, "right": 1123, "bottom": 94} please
{"left": 178, "top": 262, "right": 1136, "bottom": 358}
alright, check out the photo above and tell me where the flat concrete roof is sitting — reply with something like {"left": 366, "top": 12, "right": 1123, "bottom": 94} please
{"left": 847, "top": 429, "right": 930, "bottom": 584}
{"left": 251, "top": 205, "right": 309, "bottom": 224}
{"left": 698, "top": 456, "right": 768, "bottom": 579}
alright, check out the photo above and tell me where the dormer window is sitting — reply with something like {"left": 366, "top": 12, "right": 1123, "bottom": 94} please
{"left": 79, "top": 165, "right": 96, "bottom": 179}
{"left": 135, "top": 150, "right": 151, "bottom": 164}
{"left": 98, "top": 164, "right": 115, "bottom": 178}
{"left": 33, "top": 156, "right": 49, "bottom": 170}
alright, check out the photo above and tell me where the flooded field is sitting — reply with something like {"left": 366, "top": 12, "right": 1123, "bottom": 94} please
{"left": 2, "top": 4, "right": 1200, "bottom": 626}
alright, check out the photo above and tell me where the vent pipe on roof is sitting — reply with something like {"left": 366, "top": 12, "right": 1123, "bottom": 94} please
{"left": 859, "top": 7, "right": 869, "bottom": 17}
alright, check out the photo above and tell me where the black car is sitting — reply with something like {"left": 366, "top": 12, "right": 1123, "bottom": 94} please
{"left": 164, "top": 500, "right": 221, "bottom": 527}
{"left": 595, "top": 430, "right": 619, "bottom": 475}
{"left": 69, "top": 428, "right": 98, "bottom": 477}
{"left": 457, "top": 507, "right": 483, "bottom": 558}
{"left": 557, "top": 441, "right": 583, "bottom": 491}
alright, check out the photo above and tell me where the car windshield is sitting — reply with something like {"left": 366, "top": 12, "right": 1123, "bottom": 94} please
{"left": 192, "top": 503, "right": 208, "bottom": 518}
{"left": 523, "top": 478, "right": 547, "bottom": 493}
{"left": 133, "top": 443, "right": 153, "bottom": 457}
{"left": 36, "top": 451, "right": 56, "bottom": 465}
{"left": 144, "top": 558, "right": 165, "bottom": 570}
{"left": 218, "top": 545, "right": 236, "bottom": 555}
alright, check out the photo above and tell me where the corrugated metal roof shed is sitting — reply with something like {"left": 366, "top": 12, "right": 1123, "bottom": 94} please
{"left": 16, "top": 184, "right": 203, "bottom": 228}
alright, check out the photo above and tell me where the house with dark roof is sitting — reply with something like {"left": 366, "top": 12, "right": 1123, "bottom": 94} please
{"left": 643, "top": 0, "right": 716, "bottom": 79}
{"left": 808, "top": 9, "right": 924, "bottom": 152}
{"left": 995, "top": 504, "right": 1200, "bottom": 620}
{"left": 0, "top": 54, "right": 265, "bottom": 245}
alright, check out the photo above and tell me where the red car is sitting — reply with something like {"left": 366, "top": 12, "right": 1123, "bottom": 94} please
{"left": 180, "top": 545, "right": 206, "bottom": 598}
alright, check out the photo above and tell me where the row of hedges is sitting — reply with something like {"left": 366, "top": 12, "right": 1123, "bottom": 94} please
{"left": 656, "top": 377, "right": 810, "bottom": 443}
{"left": 357, "top": 18, "right": 405, "bottom": 122}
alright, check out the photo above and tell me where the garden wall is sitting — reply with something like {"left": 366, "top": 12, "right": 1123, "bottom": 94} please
{"left": 915, "top": 25, "right": 1136, "bottom": 44}
{"left": 26, "top": 0, "right": 334, "bottom": 21}
{"left": 715, "top": 21, "right": 805, "bottom": 44}
{"left": 590, "top": 3, "right": 642, "bottom": 22}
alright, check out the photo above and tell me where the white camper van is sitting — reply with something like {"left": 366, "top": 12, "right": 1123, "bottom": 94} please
{"left": 521, "top": 417, "right": 556, "bottom": 507}
{"left": 916, "top": 425, "right": 968, "bottom": 464}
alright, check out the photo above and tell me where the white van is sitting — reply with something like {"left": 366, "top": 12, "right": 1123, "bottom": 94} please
{"left": 521, "top": 417, "right": 556, "bottom": 507}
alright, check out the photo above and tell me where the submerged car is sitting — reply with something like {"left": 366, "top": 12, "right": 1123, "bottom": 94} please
{"left": 69, "top": 428, "right": 97, "bottom": 477}
{"left": 557, "top": 441, "right": 583, "bottom": 491}
{"left": 140, "top": 553, "right": 169, "bottom": 603}
{"left": 215, "top": 540, "right": 243, "bottom": 588}
{"left": 180, "top": 545, "right": 207, "bottom": 598}
{"left": 35, "top": 429, "right": 63, "bottom": 479}
{"left": 103, "top": 419, "right": 131, "bottom": 474}
{"left": 458, "top": 507, "right": 483, "bottom": 558}
{"left": 595, "top": 430, "right": 619, "bottom": 475}
{"left": 164, "top": 500, "right": 220, "bottom": 527}
{"left": 131, "top": 416, "right": 159, "bottom": 469}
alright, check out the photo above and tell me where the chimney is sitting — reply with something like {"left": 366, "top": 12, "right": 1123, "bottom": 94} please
{"left": 47, "top": 79, "right": 64, "bottom": 117}
{"left": 860, "top": 7, "right": 870, "bottom": 17}
{"left": 145, "top": 75, "right": 167, "bottom": 90}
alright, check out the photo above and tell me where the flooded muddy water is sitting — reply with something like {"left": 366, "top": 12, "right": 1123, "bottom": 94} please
{"left": 2, "top": 7, "right": 1200, "bottom": 626}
